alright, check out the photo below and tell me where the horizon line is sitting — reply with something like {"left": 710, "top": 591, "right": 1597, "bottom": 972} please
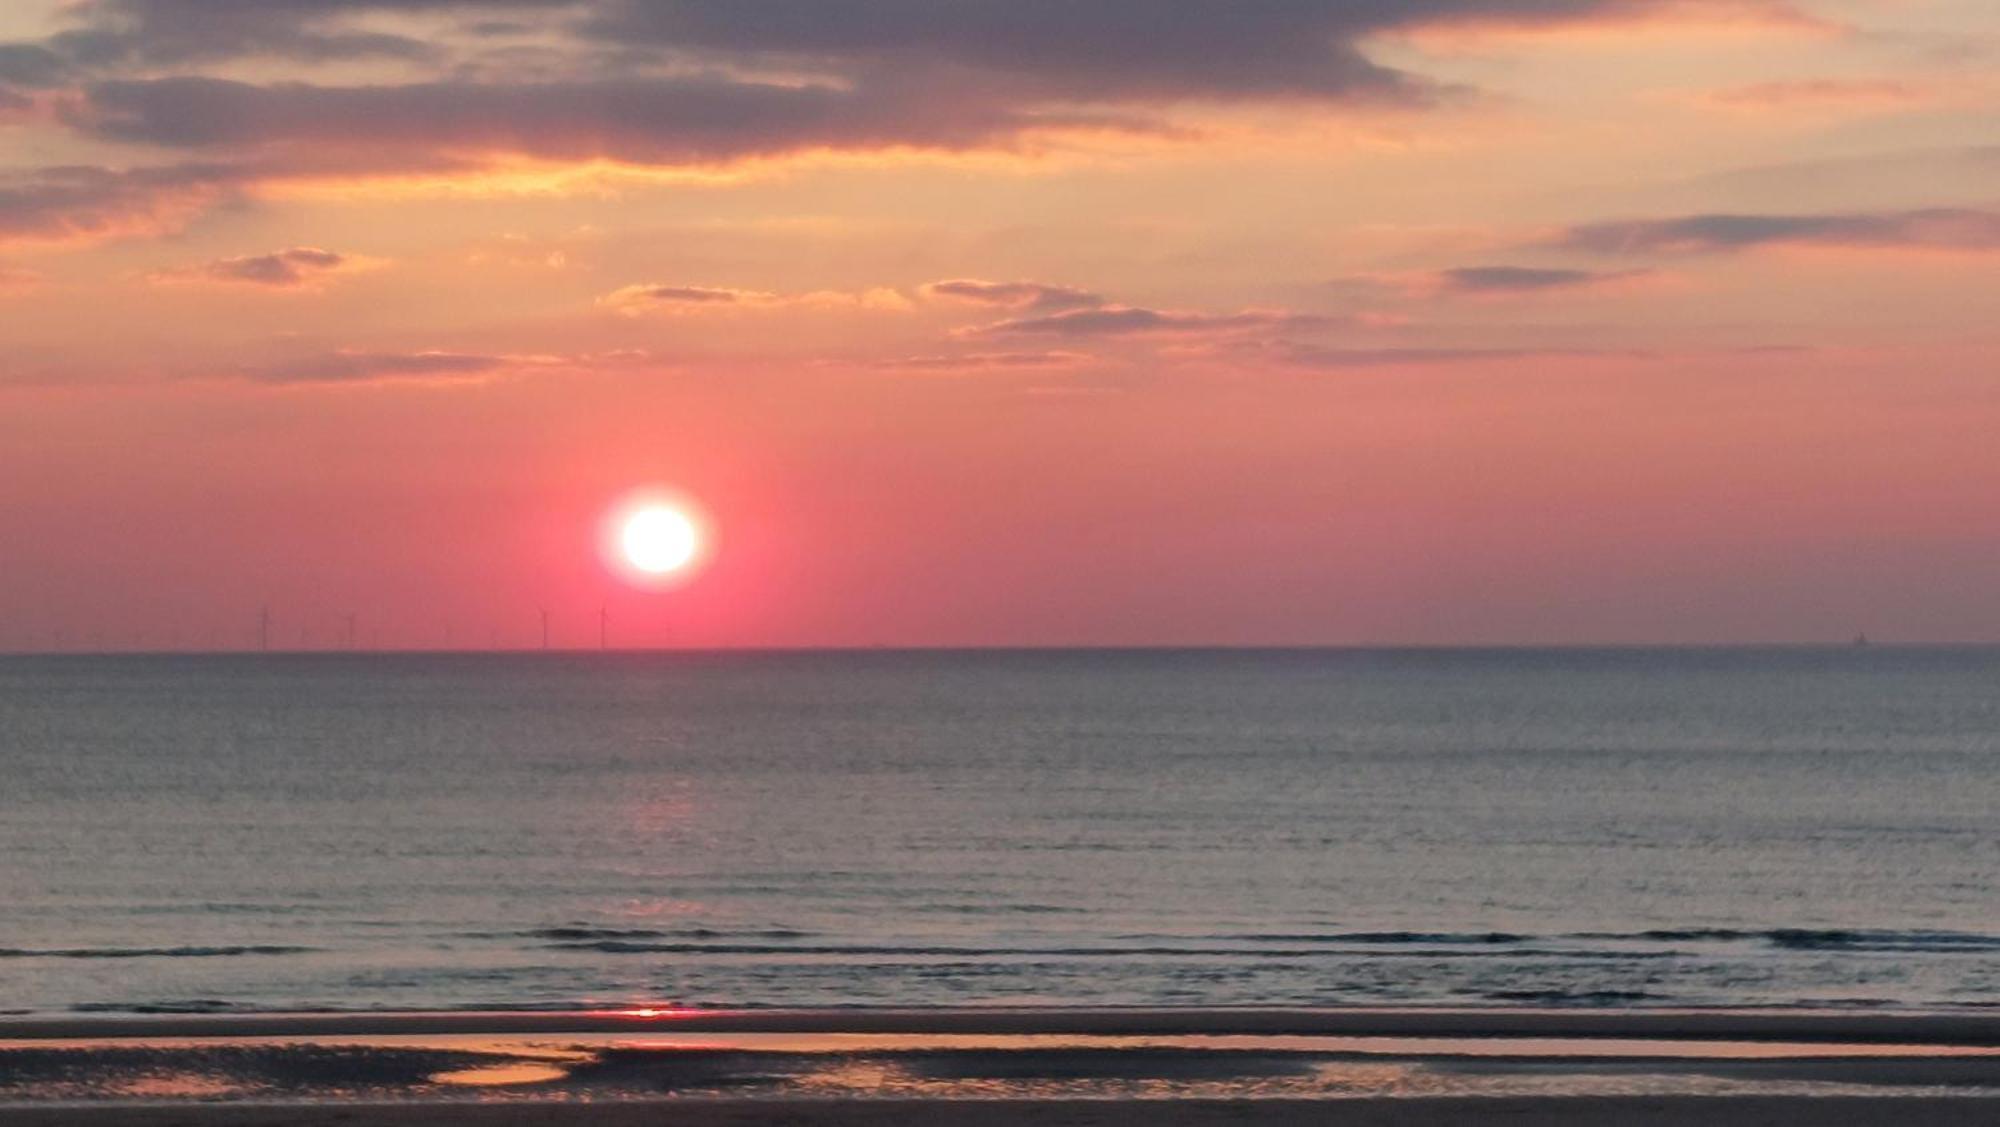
{"left": 0, "top": 641, "right": 1989, "bottom": 658}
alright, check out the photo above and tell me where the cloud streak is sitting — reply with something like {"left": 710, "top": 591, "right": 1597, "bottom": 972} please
{"left": 1559, "top": 208, "right": 2000, "bottom": 254}
{"left": 971, "top": 305, "right": 1331, "bottom": 338}
{"left": 150, "top": 246, "right": 356, "bottom": 288}
{"left": 924, "top": 279, "right": 1104, "bottom": 313}
{"left": 35, "top": 0, "right": 457, "bottom": 68}
{"left": 1262, "top": 341, "right": 1628, "bottom": 369}
{"left": 876, "top": 350, "right": 1093, "bottom": 372}
{"left": 67, "top": 74, "right": 1100, "bottom": 165}
{"left": 1431, "top": 265, "right": 1649, "bottom": 293}
{"left": 245, "top": 349, "right": 509, "bottom": 384}
{"left": 0, "top": 162, "right": 238, "bottom": 245}
{"left": 601, "top": 282, "right": 913, "bottom": 314}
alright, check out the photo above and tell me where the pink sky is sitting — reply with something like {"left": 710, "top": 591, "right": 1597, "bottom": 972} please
{"left": 1, "top": 1, "right": 1996, "bottom": 648}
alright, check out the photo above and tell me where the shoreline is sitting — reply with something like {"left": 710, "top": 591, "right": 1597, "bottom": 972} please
{"left": 6, "top": 1005, "right": 1997, "bottom": 1045}
{"left": 7, "top": 1097, "right": 2000, "bottom": 1127}
{"left": 5, "top": 1007, "right": 1996, "bottom": 1117}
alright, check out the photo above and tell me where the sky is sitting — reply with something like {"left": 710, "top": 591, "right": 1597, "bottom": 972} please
{"left": 0, "top": 0, "right": 1995, "bottom": 649}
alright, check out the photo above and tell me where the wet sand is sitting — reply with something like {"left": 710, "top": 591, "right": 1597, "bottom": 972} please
{"left": 4, "top": 1009, "right": 1995, "bottom": 1123}
{"left": 9, "top": 1096, "right": 2000, "bottom": 1127}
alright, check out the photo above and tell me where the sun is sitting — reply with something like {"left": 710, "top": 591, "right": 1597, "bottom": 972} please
{"left": 621, "top": 506, "right": 699, "bottom": 575}
{"left": 602, "top": 489, "right": 712, "bottom": 587}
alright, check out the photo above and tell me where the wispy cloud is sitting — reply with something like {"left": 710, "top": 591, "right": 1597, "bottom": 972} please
{"left": 969, "top": 305, "right": 1331, "bottom": 338}
{"left": 64, "top": 74, "right": 1106, "bottom": 166}
{"left": 600, "top": 282, "right": 914, "bottom": 315}
{"left": 602, "top": 284, "right": 760, "bottom": 308}
{"left": 1240, "top": 339, "right": 1811, "bottom": 370}
{"left": 1557, "top": 208, "right": 2000, "bottom": 254}
{"left": 0, "top": 162, "right": 238, "bottom": 246}
{"left": 1436, "top": 265, "right": 1648, "bottom": 293}
{"left": 245, "top": 349, "right": 510, "bottom": 385}
{"left": 1257, "top": 341, "right": 1627, "bottom": 369}
{"left": 924, "top": 279, "right": 1104, "bottom": 313}
{"left": 1352, "top": 264, "right": 1655, "bottom": 297}
{"left": 875, "top": 350, "right": 1094, "bottom": 372}
{"left": 148, "top": 246, "right": 361, "bottom": 288}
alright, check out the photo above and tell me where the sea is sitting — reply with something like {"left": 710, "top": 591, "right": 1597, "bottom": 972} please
{"left": 0, "top": 648, "right": 1994, "bottom": 1018}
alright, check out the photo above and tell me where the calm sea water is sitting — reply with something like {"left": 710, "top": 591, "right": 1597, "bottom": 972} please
{"left": 0, "top": 649, "right": 1995, "bottom": 1017}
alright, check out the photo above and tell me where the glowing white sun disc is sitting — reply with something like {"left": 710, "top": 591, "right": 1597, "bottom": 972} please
{"left": 600, "top": 488, "right": 712, "bottom": 588}
{"left": 620, "top": 506, "right": 700, "bottom": 575}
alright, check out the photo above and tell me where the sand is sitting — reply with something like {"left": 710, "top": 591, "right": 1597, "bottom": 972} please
{"left": 8, "top": 1096, "right": 2000, "bottom": 1127}
{"left": 5, "top": 1009, "right": 1996, "bottom": 1123}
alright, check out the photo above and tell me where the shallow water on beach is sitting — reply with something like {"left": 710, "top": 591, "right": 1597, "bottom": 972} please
{"left": 0, "top": 647, "right": 1995, "bottom": 1015}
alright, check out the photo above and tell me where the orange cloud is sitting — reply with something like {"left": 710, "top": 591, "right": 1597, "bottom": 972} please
{"left": 0, "top": 163, "right": 236, "bottom": 247}
{"left": 965, "top": 305, "right": 1333, "bottom": 339}
{"left": 600, "top": 283, "right": 913, "bottom": 316}
{"left": 924, "top": 279, "right": 1105, "bottom": 313}
{"left": 875, "top": 350, "right": 1095, "bottom": 373}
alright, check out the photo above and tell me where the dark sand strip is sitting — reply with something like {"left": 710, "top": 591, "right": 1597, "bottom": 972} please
{"left": 8, "top": 1096, "right": 2000, "bottom": 1127}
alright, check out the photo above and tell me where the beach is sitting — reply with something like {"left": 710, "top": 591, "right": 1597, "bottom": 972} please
{"left": 3, "top": 1007, "right": 1996, "bottom": 1122}
{"left": 12, "top": 1095, "right": 2000, "bottom": 1127}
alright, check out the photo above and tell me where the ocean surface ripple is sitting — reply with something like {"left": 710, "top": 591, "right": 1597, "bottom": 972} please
{"left": 1, "top": 648, "right": 1995, "bottom": 1015}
